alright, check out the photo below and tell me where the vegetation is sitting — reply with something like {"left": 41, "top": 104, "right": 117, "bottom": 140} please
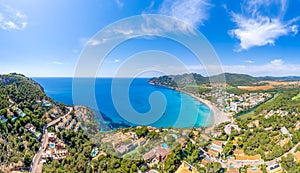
{"left": 0, "top": 73, "right": 51, "bottom": 170}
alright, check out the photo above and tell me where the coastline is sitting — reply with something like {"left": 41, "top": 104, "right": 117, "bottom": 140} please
{"left": 177, "top": 89, "right": 232, "bottom": 126}
{"left": 149, "top": 81, "right": 232, "bottom": 126}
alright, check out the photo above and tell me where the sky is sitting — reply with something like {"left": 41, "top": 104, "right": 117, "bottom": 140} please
{"left": 0, "top": 0, "right": 300, "bottom": 77}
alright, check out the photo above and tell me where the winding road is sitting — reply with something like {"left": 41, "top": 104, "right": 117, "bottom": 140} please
{"left": 30, "top": 107, "right": 72, "bottom": 173}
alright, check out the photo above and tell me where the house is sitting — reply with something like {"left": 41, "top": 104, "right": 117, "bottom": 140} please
{"left": 279, "top": 138, "right": 290, "bottom": 147}
{"left": 224, "top": 124, "right": 241, "bottom": 135}
{"left": 0, "top": 115, "right": 7, "bottom": 123}
{"left": 116, "top": 145, "right": 127, "bottom": 155}
{"left": 200, "top": 157, "right": 211, "bottom": 167}
{"left": 226, "top": 168, "right": 239, "bottom": 173}
{"left": 175, "top": 161, "right": 199, "bottom": 173}
{"left": 143, "top": 146, "right": 169, "bottom": 162}
{"left": 234, "top": 149, "right": 261, "bottom": 161}
{"left": 235, "top": 154, "right": 261, "bottom": 161}
{"left": 230, "top": 102, "right": 238, "bottom": 112}
{"left": 134, "top": 137, "right": 146, "bottom": 146}
{"left": 280, "top": 126, "right": 292, "bottom": 139}
{"left": 234, "top": 149, "right": 244, "bottom": 156}
{"left": 266, "top": 164, "right": 282, "bottom": 173}
{"left": 207, "top": 140, "right": 224, "bottom": 158}
{"left": 247, "top": 167, "right": 263, "bottom": 173}
{"left": 66, "top": 119, "right": 76, "bottom": 130}
{"left": 74, "top": 122, "right": 81, "bottom": 132}
{"left": 42, "top": 100, "right": 52, "bottom": 107}
{"left": 294, "top": 152, "right": 300, "bottom": 163}
{"left": 143, "top": 150, "right": 156, "bottom": 161}
{"left": 48, "top": 132, "right": 56, "bottom": 142}
{"left": 42, "top": 133, "right": 68, "bottom": 160}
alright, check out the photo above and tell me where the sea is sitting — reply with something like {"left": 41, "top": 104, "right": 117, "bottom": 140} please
{"left": 33, "top": 78, "right": 213, "bottom": 130}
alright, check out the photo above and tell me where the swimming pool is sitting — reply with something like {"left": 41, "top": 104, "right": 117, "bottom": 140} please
{"left": 210, "top": 145, "right": 221, "bottom": 151}
{"left": 91, "top": 148, "right": 99, "bottom": 157}
{"left": 49, "top": 143, "right": 55, "bottom": 148}
{"left": 162, "top": 143, "right": 168, "bottom": 149}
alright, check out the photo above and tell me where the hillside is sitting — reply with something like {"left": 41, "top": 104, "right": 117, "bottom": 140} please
{"left": 0, "top": 73, "right": 58, "bottom": 172}
{"left": 148, "top": 73, "right": 300, "bottom": 87}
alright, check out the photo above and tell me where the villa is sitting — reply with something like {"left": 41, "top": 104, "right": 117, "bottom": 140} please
{"left": 24, "top": 123, "right": 41, "bottom": 139}
{"left": 226, "top": 168, "right": 239, "bottom": 173}
{"left": 207, "top": 140, "right": 224, "bottom": 158}
{"left": 0, "top": 115, "right": 7, "bottom": 123}
{"left": 66, "top": 119, "right": 76, "bottom": 130}
{"left": 247, "top": 167, "right": 263, "bottom": 173}
{"left": 294, "top": 152, "right": 300, "bottom": 163}
{"left": 280, "top": 126, "right": 292, "bottom": 139}
{"left": 143, "top": 146, "right": 169, "bottom": 162}
{"left": 175, "top": 161, "right": 199, "bottom": 173}
{"left": 56, "top": 115, "right": 72, "bottom": 130}
{"left": 74, "top": 122, "right": 81, "bottom": 132}
{"left": 234, "top": 149, "right": 261, "bottom": 161}
{"left": 224, "top": 123, "right": 241, "bottom": 135}
{"left": 42, "top": 133, "right": 68, "bottom": 160}
{"left": 266, "top": 164, "right": 282, "bottom": 173}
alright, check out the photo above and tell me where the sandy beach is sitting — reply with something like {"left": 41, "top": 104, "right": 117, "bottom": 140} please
{"left": 178, "top": 90, "right": 232, "bottom": 126}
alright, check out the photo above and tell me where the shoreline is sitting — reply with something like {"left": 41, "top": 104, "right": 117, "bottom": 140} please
{"left": 177, "top": 89, "right": 232, "bottom": 126}
{"left": 149, "top": 82, "right": 232, "bottom": 126}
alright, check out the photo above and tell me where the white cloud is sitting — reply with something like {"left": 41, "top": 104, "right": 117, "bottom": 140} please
{"left": 229, "top": 0, "right": 299, "bottom": 51}
{"left": 80, "top": 37, "right": 107, "bottom": 47}
{"left": 114, "top": 59, "right": 120, "bottom": 63}
{"left": 0, "top": 4, "right": 27, "bottom": 31}
{"left": 245, "top": 60, "right": 254, "bottom": 63}
{"left": 270, "top": 59, "right": 284, "bottom": 66}
{"left": 159, "top": 0, "right": 211, "bottom": 27}
{"left": 88, "top": 39, "right": 102, "bottom": 46}
{"left": 115, "top": 0, "right": 124, "bottom": 9}
{"left": 52, "top": 61, "right": 63, "bottom": 65}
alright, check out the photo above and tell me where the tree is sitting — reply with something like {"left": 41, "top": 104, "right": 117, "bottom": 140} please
{"left": 206, "top": 162, "right": 222, "bottom": 173}
{"left": 24, "top": 154, "right": 32, "bottom": 167}
{"left": 222, "top": 141, "right": 234, "bottom": 157}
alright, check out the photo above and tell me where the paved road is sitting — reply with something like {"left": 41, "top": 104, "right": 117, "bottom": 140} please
{"left": 30, "top": 126, "right": 48, "bottom": 173}
{"left": 30, "top": 107, "right": 72, "bottom": 173}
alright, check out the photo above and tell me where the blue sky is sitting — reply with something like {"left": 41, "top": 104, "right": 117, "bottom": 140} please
{"left": 0, "top": 0, "right": 300, "bottom": 77}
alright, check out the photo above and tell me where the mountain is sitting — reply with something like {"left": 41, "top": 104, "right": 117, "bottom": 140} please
{"left": 149, "top": 73, "right": 208, "bottom": 87}
{"left": 0, "top": 73, "right": 48, "bottom": 109}
{"left": 0, "top": 73, "right": 55, "bottom": 172}
{"left": 148, "top": 73, "right": 300, "bottom": 87}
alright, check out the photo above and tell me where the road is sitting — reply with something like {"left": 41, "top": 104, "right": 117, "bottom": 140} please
{"left": 30, "top": 126, "right": 48, "bottom": 173}
{"left": 30, "top": 107, "right": 72, "bottom": 173}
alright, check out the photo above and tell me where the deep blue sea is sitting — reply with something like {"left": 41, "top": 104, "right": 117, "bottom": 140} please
{"left": 34, "top": 78, "right": 213, "bottom": 130}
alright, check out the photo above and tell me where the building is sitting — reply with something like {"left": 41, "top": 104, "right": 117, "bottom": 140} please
{"left": 207, "top": 140, "right": 224, "bottom": 158}
{"left": 234, "top": 149, "right": 261, "bottom": 161}
{"left": 143, "top": 146, "right": 169, "bottom": 162}
{"left": 143, "top": 150, "right": 156, "bottom": 161}
{"left": 42, "top": 133, "right": 68, "bottom": 160}
{"left": 175, "top": 161, "right": 199, "bottom": 173}
{"left": 247, "top": 167, "right": 263, "bottom": 173}
{"left": 230, "top": 102, "right": 238, "bottom": 112}
{"left": 295, "top": 152, "right": 300, "bottom": 163}
{"left": 224, "top": 124, "right": 241, "bottom": 135}
{"left": 226, "top": 168, "right": 239, "bottom": 173}
{"left": 280, "top": 126, "right": 292, "bottom": 139}
{"left": 74, "top": 122, "right": 81, "bottom": 132}
{"left": 266, "top": 164, "right": 282, "bottom": 173}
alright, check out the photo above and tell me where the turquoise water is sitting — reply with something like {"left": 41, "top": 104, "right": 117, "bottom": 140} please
{"left": 49, "top": 143, "right": 55, "bottom": 148}
{"left": 34, "top": 78, "right": 213, "bottom": 130}
{"left": 162, "top": 143, "right": 168, "bottom": 149}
